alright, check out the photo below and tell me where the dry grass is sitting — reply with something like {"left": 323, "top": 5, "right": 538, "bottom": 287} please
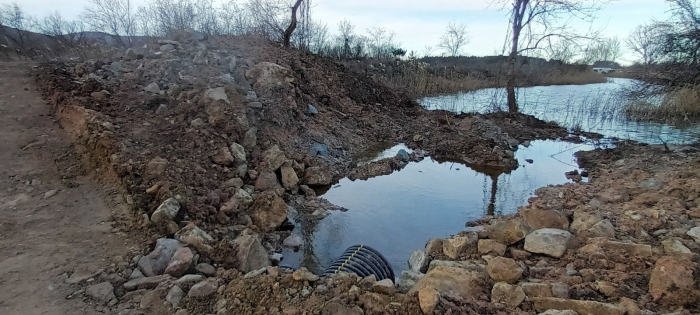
{"left": 526, "top": 70, "right": 607, "bottom": 87}
{"left": 625, "top": 85, "right": 700, "bottom": 120}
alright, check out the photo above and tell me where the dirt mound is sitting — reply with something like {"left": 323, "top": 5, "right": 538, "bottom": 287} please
{"left": 34, "top": 31, "right": 572, "bottom": 314}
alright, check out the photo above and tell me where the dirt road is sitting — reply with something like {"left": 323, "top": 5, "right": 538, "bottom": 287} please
{"left": 0, "top": 61, "right": 128, "bottom": 315}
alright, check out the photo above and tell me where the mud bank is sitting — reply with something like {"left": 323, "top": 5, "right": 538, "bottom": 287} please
{"left": 30, "top": 30, "right": 691, "bottom": 315}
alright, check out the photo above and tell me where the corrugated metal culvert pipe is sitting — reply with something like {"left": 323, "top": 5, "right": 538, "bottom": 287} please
{"left": 323, "top": 245, "right": 395, "bottom": 282}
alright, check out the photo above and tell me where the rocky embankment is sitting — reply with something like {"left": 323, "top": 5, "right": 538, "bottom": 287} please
{"left": 31, "top": 29, "right": 687, "bottom": 315}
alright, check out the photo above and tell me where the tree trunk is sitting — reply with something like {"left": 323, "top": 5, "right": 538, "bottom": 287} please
{"left": 283, "top": 0, "right": 304, "bottom": 48}
{"left": 507, "top": 0, "right": 527, "bottom": 113}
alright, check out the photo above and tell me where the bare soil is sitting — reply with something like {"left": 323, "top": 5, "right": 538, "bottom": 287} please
{"left": 0, "top": 62, "right": 131, "bottom": 314}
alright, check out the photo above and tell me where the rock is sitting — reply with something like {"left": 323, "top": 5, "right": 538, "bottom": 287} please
{"left": 372, "top": 279, "right": 395, "bottom": 294}
{"left": 254, "top": 171, "right": 281, "bottom": 191}
{"left": 538, "top": 311, "right": 578, "bottom": 315}
{"left": 309, "top": 143, "right": 330, "bottom": 157}
{"left": 648, "top": 256, "right": 698, "bottom": 306}
{"left": 618, "top": 297, "right": 641, "bottom": 315}
{"left": 249, "top": 190, "right": 288, "bottom": 233}
{"left": 521, "top": 282, "right": 553, "bottom": 298}
{"left": 245, "top": 91, "right": 257, "bottom": 101}
{"left": 151, "top": 198, "right": 180, "bottom": 224}
{"left": 464, "top": 225, "right": 489, "bottom": 238}
{"left": 524, "top": 228, "right": 575, "bottom": 258}
{"left": 687, "top": 226, "right": 700, "bottom": 243}
{"left": 138, "top": 238, "right": 184, "bottom": 276}
{"left": 551, "top": 283, "right": 570, "bottom": 298}
{"left": 243, "top": 128, "right": 257, "bottom": 149}
{"left": 211, "top": 146, "right": 234, "bottom": 166}
{"left": 229, "top": 143, "right": 246, "bottom": 162}
{"left": 488, "top": 219, "right": 531, "bottom": 245}
{"left": 586, "top": 219, "right": 615, "bottom": 238}
{"left": 66, "top": 268, "right": 100, "bottom": 284}
{"left": 478, "top": 239, "right": 507, "bottom": 256}
{"left": 204, "top": 87, "right": 229, "bottom": 103}
{"left": 409, "top": 266, "right": 489, "bottom": 297}
{"left": 188, "top": 278, "right": 219, "bottom": 298}
{"left": 308, "top": 104, "right": 319, "bottom": 115}
{"left": 262, "top": 145, "right": 286, "bottom": 171}
{"left": 175, "top": 224, "right": 215, "bottom": 254}
{"left": 174, "top": 274, "right": 204, "bottom": 286}
{"left": 190, "top": 118, "right": 205, "bottom": 127}
{"left": 425, "top": 238, "right": 443, "bottom": 256}
{"left": 91, "top": 90, "right": 110, "bottom": 100}
{"left": 304, "top": 166, "right": 331, "bottom": 186}
{"left": 195, "top": 263, "right": 216, "bottom": 276}
{"left": 492, "top": 282, "right": 526, "bottom": 307}
{"left": 570, "top": 211, "right": 603, "bottom": 234}
{"left": 86, "top": 282, "right": 115, "bottom": 302}
{"left": 160, "top": 43, "right": 175, "bottom": 52}
{"left": 418, "top": 287, "right": 439, "bottom": 315}
{"left": 243, "top": 267, "right": 267, "bottom": 279}
{"left": 486, "top": 257, "right": 523, "bottom": 284}
{"left": 321, "top": 302, "right": 364, "bottom": 315}
{"left": 123, "top": 275, "right": 173, "bottom": 290}
{"left": 234, "top": 188, "right": 253, "bottom": 210}
{"left": 164, "top": 247, "right": 194, "bottom": 277}
{"left": 396, "top": 149, "right": 410, "bottom": 161}
{"left": 532, "top": 297, "right": 624, "bottom": 315}
{"left": 283, "top": 234, "right": 303, "bottom": 248}
{"left": 245, "top": 62, "right": 294, "bottom": 90}
{"left": 663, "top": 238, "right": 692, "bottom": 255}
{"left": 408, "top": 250, "right": 430, "bottom": 273}
{"left": 427, "top": 260, "right": 486, "bottom": 273}
{"left": 144, "top": 82, "right": 160, "bottom": 93}
{"left": 280, "top": 165, "right": 299, "bottom": 190}
{"left": 396, "top": 270, "right": 424, "bottom": 293}
{"left": 293, "top": 267, "right": 319, "bottom": 282}
{"left": 248, "top": 101, "right": 263, "bottom": 109}
{"left": 110, "top": 61, "right": 123, "bottom": 73}
{"left": 443, "top": 233, "right": 478, "bottom": 259}
{"left": 521, "top": 207, "right": 569, "bottom": 230}
{"left": 601, "top": 241, "right": 652, "bottom": 257}
{"left": 595, "top": 281, "right": 617, "bottom": 297}
{"left": 166, "top": 285, "right": 184, "bottom": 308}
{"left": 233, "top": 234, "right": 270, "bottom": 272}
{"left": 145, "top": 157, "right": 168, "bottom": 179}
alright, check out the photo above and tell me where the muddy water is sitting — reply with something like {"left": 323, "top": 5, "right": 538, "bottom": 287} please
{"left": 285, "top": 140, "right": 612, "bottom": 275}
{"left": 419, "top": 78, "right": 700, "bottom": 144}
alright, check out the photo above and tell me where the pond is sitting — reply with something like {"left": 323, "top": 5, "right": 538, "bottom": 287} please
{"left": 419, "top": 78, "right": 700, "bottom": 144}
{"left": 282, "top": 139, "right": 612, "bottom": 275}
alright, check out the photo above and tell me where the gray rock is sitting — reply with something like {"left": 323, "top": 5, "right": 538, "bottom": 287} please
{"left": 160, "top": 44, "right": 176, "bottom": 52}
{"left": 262, "top": 145, "right": 286, "bottom": 171}
{"left": 86, "top": 282, "right": 115, "bottom": 303}
{"left": 66, "top": 268, "right": 100, "bottom": 284}
{"left": 373, "top": 279, "right": 396, "bottom": 295}
{"left": 408, "top": 250, "right": 430, "bottom": 273}
{"left": 551, "top": 282, "right": 570, "bottom": 298}
{"left": 539, "top": 310, "right": 578, "bottom": 315}
{"left": 155, "top": 104, "right": 168, "bottom": 114}
{"left": 188, "top": 278, "right": 219, "bottom": 298}
{"left": 174, "top": 274, "right": 204, "bottom": 286}
{"left": 309, "top": 143, "right": 329, "bottom": 157}
{"left": 243, "top": 267, "right": 267, "bottom": 279}
{"left": 443, "top": 233, "right": 478, "bottom": 259}
{"left": 524, "top": 228, "right": 575, "bottom": 258}
{"left": 396, "top": 149, "right": 410, "bottom": 162}
{"left": 243, "top": 128, "right": 257, "bottom": 149}
{"left": 164, "top": 247, "right": 194, "bottom": 277}
{"left": 144, "top": 82, "right": 161, "bottom": 94}
{"left": 129, "top": 269, "right": 144, "bottom": 280}
{"left": 308, "top": 104, "right": 319, "bottom": 115}
{"left": 283, "top": 234, "right": 303, "bottom": 248}
{"left": 195, "top": 263, "right": 216, "bottom": 276}
{"left": 233, "top": 234, "right": 270, "bottom": 272}
{"left": 304, "top": 166, "right": 331, "bottom": 186}
{"left": 204, "top": 87, "right": 228, "bottom": 103}
{"left": 396, "top": 270, "right": 424, "bottom": 293}
{"left": 150, "top": 198, "right": 180, "bottom": 224}
{"left": 190, "top": 118, "right": 206, "bottom": 127}
{"left": 587, "top": 219, "right": 615, "bottom": 238}
{"left": 166, "top": 285, "right": 184, "bottom": 308}
{"left": 229, "top": 57, "right": 237, "bottom": 73}
{"left": 110, "top": 61, "right": 123, "bottom": 73}
{"left": 248, "top": 101, "right": 263, "bottom": 108}
{"left": 193, "top": 51, "right": 208, "bottom": 65}
{"left": 229, "top": 142, "right": 246, "bottom": 162}
{"left": 123, "top": 275, "right": 173, "bottom": 291}
{"left": 138, "top": 238, "right": 184, "bottom": 276}
{"left": 687, "top": 226, "right": 700, "bottom": 243}
{"left": 661, "top": 238, "right": 692, "bottom": 254}
{"left": 175, "top": 223, "right": 215, "bottom": 254}
{"left": 245, "top": 91, "right": 258, "bottom": 101}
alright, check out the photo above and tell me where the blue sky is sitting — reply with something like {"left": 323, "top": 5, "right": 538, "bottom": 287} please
{"left": 7, "top": 0, "right": 673, "bottom": 63}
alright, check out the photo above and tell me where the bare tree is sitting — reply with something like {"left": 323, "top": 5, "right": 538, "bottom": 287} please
{"left": 366, "top": 26, "right": 395, "bottom": 59}
{"left": 496, "top": 0, "right": 607, "bottom": 112}
{"left": 626, "top": 24, "right": 662, "bottom": 65}
{"left": 81, "top": 0, "right": 138, "bottom": 47}
{"left": 581, "top": 36, "right": 622, "bottom": 64}
{"left": 0, "top": 3, "right": 38, "bottom": 51}
{"left": 422, "top": 45, "right": 435, "bottom": 57}
{"left": 283, "top": 0, "right": 303, "bottom": 48}
{"left": 545, "top": 38, "right": 579, "bottom": 63}
{"left": 438, "top": 22, "right": 469, "bottom": 57}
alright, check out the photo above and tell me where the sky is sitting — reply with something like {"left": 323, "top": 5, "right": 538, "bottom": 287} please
{"left": 6, "top": 0, "right": 673, "bottom": 64}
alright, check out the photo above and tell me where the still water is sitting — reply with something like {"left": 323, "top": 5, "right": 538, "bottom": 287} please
{"left": 419, "top": 78, "right": 700, "bottom": 144}
{"left": 286, "top": 140, "right": 611, "bottom": 274}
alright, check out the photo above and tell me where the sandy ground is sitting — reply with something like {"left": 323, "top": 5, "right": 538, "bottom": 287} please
{"left": 0, "top": 61, "right": 129, "bottom": 315}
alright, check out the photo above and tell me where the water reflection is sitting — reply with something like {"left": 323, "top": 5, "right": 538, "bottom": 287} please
{"left": 419, "top": 78, "right": 700, "bottom": 144}
{"left": 287, "top": 140, "right": 611, "bottom": 274}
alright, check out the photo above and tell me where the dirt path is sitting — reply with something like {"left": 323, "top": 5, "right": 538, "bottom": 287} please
{"left": 0, "top": 61, "right": 129, "bottom": 315}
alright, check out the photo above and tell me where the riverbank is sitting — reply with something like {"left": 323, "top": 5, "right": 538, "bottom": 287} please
{"left": 18, "top": 31, "right": 700, "bottom": 315}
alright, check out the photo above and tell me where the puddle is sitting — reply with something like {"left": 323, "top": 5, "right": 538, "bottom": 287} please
{"left": 282, "top": 139, "right": 612, "bottom": 275}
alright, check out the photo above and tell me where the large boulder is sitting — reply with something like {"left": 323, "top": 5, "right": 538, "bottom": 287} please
{"left": 249, "top": 190, "right": 288, "bottom": 233}
{"left": 262, "top": 145, "right": 286, "bottom": 171}
{"left": 137, "top": 238, "right": 185, "bottom": 276}
{"left": 569, "top": 211, "right": 603, "bottom": 234}
{"left": 233, "top": 234, "right": 271, "bottom": 273}
{"left": 478, "top": 239, "right": 507, "bottom": 256}
{"left": 648, "top": 256, "right": 698, "bottom": 306}
{"left": 488, "top": 219, "right": 531, "bottom": 245}
{"left": 408, "top": 250, "right": 430, "bottom": 273}
{"left": 492, "top": 282, "right": 526, "bottom": 307}
{"left": 443, "top": 233, "right": 478, "bottom": 259}
{"left": 396, "top": 270, "right": 424, "bottom": 293}
{"left": 280, "top": 164, "right": 299, "bottom": 190}
{"left": 486, "top": 257, "right": 523, "bottom": 284}
{"left": 164, "top": 247, "right": 194, "bottom": 277}
{"left": 521, "top": 207, "right": 569, "bottom": 230}
{"left": 524, "top": 229, "right": 575, "bottom": 258}
{"left": 304, "top": 166, "right": 331, "bottom": 186}
{"left": 254, "top": 171, "right": 282, "bottom": 191}
{"left": 409, "top": 266, "right": 489, "bottom": 297}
